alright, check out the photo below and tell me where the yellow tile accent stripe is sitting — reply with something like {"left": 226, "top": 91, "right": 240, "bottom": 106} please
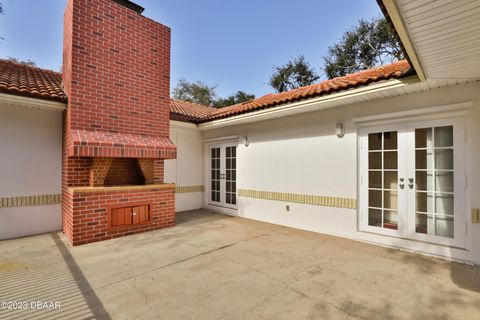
{"left": 0, "top": 194, "right": 61, "bottom": 208}
{"left": 175, "top": 185, "right": 205, "bottom": 193}
{"left": 238, "top": 189, "right": 357, "bottom": 209}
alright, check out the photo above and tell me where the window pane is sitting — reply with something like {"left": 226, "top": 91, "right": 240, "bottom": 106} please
{"left": 434, "top": 126, "right": 453, "bottom": 147}
{"left": 435, "top": 215, "right": 454, "bottom": 238}
{"left": 415, "top": 128, "right": 432, "bottom": 148}
{"left": 416, "top": 192, "right": 434, "bottom": 213}
{"left": 435, "top": 149, "right": 453, "bottom": 170}
{"left": 383, "top": 131, "right": 397, "bottom": 150}
{"left": 232, "top": 147, "right": 236, "bottom": 157}
{"left": 368, "top": 209, "right": 382, "bottom": 227}
{"left": 436, "top": 171, "right": 454, "bottom": 193}
{"left": 368, "top": 133, "right": 382, "bottom": 150}
{"left": 415, "top": 150, "right": 433, "bottom": 170}
{"left": 384, "top": 151, "right": 397, "bottom": 169}
{"left": 383, "top": 211, "right": 398, "bottom": 230}
{"left": 369, "top": 190, "right": 382, "bottom": 208}
{"left": 384, "top": 171, "right": 398, "bottom": 189}
{"left": 436, "top": 194, "right": 454, "bottom": 215}
{"left": 369, "top": 171, "right": 382, "bottom": 189}
{"left": 415, "top": 213, "right": 432, "bottom": 234}
{"left": 416, "top": 171, "right": 433, "bottom": 191}
{"left": 384, "top": 191, "right": 397, "bottom": 209}
{"left": 369, "top": 152, "right": 381, "bottom": 169}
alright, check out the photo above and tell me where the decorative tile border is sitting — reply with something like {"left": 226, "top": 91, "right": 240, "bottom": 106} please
{"left": 238, "top": 189, "right": 357, "bottom": 209}
{"left": 0, "top": 194, "right": 61, "bottom": 208}
{"left": 175, "top": 185, "right": 205, "bottom": 193}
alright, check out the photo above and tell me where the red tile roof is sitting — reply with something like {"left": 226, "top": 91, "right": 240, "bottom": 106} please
{"left": 170, "top": 98, "right": 217, "bottom": 123}
{"left": 204, "top": 60, "right": 412, "bottom": 121}
{"left": 0, "top": 59, "right": 66, "bottom": 102}
{"left": 0, "top": 58, "right": 411, "bottom": 122}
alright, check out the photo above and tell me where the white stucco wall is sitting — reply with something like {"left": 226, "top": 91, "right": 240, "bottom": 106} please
{"left": 0, "top": 104, "right": 63, "bottom": 239}
{"left": 165, "top": 122, "right": 204, "bottom": 212}
{"left": 202, "top": 81, "right": 480, "bottom": 264}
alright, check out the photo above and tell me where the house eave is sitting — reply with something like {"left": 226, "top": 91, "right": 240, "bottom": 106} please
{"left": 378, "top": 0, "right": 426, "bottom": 81}
{"left": 197, "top": 76, "right": 420, "bottom": 131}
{"left": 0, "top": 93, "right": 67, "bottom": 112}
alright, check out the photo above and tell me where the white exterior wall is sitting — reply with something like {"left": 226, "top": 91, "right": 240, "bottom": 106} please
{"left": 203, "top": 81, "right": 480, "bottom": 264}
{"left": 165, "top": 122, "right": 204, "bottom": 212}
{"left": 0, "top": 104, "right": 63, "bottom": 239}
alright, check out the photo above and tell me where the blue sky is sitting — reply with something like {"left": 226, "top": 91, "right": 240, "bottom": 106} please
{"left": 0, "top": 0, "right": 381, "bottom": 98}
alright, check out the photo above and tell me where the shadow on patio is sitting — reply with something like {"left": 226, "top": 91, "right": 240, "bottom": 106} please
{"left": 0, "top": 233, "right": 110, "bottom": 319}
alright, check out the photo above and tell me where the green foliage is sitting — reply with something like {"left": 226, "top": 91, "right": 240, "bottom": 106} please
{"left": 7, "top": 57, "right": 36, "bottom": 66}
{"left": 172, "top": 78, "right": 255, "bottom": 108}
{"left": 323, "top": 17, "right": 404, "bottom": 79}
{"left": 269, "top": 55, "right": 319, "bottom": 93}
{"left": 172, "top": 78, "right": 218, "bottom": 106}
{"left": 213, "top": 91, "right": 255, "bottom": 108}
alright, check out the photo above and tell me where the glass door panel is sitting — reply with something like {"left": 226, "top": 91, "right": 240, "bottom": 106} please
{"left": 366, "top": 130, "right": 402, "bottom": 233}
{"left": 414, "top": 126, "right": 455, "bottom": 239}
{"left": 210, "top": 147, "right": 221, "bottom": 204}
{"left": 225, "top": 146, "right": 237, "bottom": 206}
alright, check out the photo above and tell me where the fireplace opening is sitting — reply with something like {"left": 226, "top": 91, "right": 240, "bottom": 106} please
{"left": 104, "top": 158, "right": 146, "bottom": 187}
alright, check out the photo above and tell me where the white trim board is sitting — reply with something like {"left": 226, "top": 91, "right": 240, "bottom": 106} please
{"left": 353, "top": 102, "right": 473, "bottom": 126}
{"left": 0, "top": 93, "right": 67, "bottom": 112}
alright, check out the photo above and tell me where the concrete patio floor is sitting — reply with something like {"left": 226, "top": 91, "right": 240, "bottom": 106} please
{"left": 1, "top": 210, "right": 480, "bottom": 320}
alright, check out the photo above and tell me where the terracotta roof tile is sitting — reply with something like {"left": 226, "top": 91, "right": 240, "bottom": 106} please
{"left": 0, "top": 58, "right": 411, "bottom": 122}
{"left": 204, "top": 60, "right": 412, "bottom": 121}
{"left": 170, "top": 98, "right": 217, "bottom": 122}
{"left": 0, "top": 59, "right": 66, "bottom": 102}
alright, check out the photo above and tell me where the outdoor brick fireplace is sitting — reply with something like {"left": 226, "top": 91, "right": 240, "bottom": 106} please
{"left": 62, "top": 0, "right": 176, "bottom": 245}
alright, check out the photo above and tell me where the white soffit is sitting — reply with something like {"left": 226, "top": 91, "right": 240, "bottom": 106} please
{"left": 394, "top": 0, "right": 480, "bottom": 80}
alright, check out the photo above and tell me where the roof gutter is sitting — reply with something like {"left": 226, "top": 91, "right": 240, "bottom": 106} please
{"left": 379, "top": 0, "right": 426, "bottom": 81}
{"left": 198, "top": 77, "right": 418, "bottom": 131}
{"left": 0, "top": 93, "right": 67, "bottom": 111}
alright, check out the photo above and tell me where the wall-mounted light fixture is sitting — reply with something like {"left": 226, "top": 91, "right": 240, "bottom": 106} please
{"left": 336, "top": 122, "right": 345, "bottom": 138}
{"left": 243, "top": 135, "right": 249, "bottom": 147}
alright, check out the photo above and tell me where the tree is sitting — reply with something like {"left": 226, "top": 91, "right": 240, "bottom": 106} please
{"left": 7, "top": 57, "right": 36, "bottom": 66}
{"left": 323, "top": 17, "right": 404, "bottom": 79}
{"left": 268, "top": 55, "right": 320, "bottom": 92}
{"left": 214, "top": 91, "right": 255, "bottom": 108}
{"left": 172, "top": 78, "right": 217, "bottom": 106}
{"left": 269, "top": 55, "right": 320, "bottom": 93}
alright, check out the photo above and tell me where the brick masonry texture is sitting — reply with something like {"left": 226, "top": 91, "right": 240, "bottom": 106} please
{"left": 62, "top": 0, "right": 176, "bottom": 246}
{"left": 63, "top": 0, "right": 175, "bottom": 155}
{"left": 64, "top": 185, "right": 175, "bottom": 245}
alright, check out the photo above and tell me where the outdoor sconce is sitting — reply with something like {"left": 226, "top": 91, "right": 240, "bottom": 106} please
{"left": 336, "top": 122, "right": 345, "bottom": 138}
{"left": 243, "top": 135, "right": 249, "bottom": 147}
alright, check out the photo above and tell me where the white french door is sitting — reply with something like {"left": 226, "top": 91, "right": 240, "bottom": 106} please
{"left": 359, "top": 118, "right": 466, "bottom": 247}
{"left": 209, "top": 143, "right": 237, "bottom": 209}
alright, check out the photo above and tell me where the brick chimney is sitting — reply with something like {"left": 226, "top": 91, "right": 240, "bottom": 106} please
{"left": 62, "top": 0, "right": 176, "bottom": 245}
